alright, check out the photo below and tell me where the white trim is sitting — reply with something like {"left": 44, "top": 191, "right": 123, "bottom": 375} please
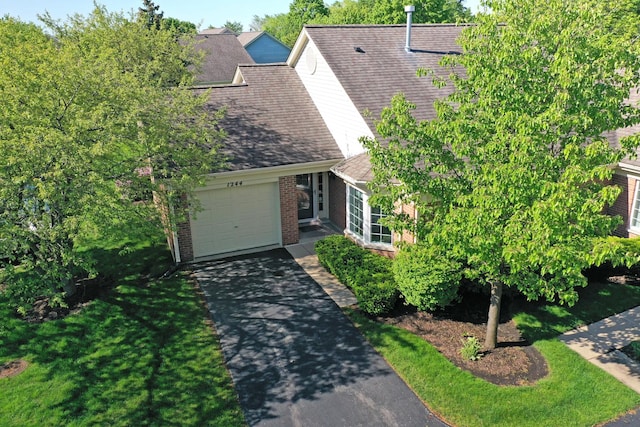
{"left": 629, "top": 178, "right": 640, "bottom": 233}
{"left": 199, "top": 160, "right": 342, "bottom": 191}
{"left": 346, "top": 185, "right": 393, "bottom": 248}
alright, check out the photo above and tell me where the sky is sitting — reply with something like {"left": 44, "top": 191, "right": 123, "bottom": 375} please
{"left": 1, "top": 0, "right": 482, "bottom": 32}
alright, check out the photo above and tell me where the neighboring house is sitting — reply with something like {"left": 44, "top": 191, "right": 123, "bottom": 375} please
{"left": 199, "top": 27, "right": 237, "bottom": 35}
{"left": 172, "top": 22, "right": 640, "bottom": 262}
{"left": 237, "top": 31, "right": 291, "bottom": 63}
{"left": 192, "top": 33, "right": 254, "bottom": 85}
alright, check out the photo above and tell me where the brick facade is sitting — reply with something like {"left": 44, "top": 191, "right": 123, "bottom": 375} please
{"left": 329, "top": 172, "right": 346, "bottom": 231}
{"left": 608, "top": 173, "right": 639, "bottom": 238}
{"left": 279, "top": 175, "right": 299, "bottom": 245}
{"left": 176, "top": 193, "right": 194, "bottom": 262}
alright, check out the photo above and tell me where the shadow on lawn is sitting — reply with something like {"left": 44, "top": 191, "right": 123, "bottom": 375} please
{"left": 513, "top": 279, "right": 640, "bottom": 343}
{"left": 0, "top": 244, "right": 243, "bottom": 426}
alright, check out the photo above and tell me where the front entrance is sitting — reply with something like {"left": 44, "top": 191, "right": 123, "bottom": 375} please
{"left": 296, "top": 172, "right": 327, "bottom": 222}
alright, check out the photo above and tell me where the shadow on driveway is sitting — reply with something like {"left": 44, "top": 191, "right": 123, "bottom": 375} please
{"left": 193, "top": 249, "right": 447, "bottom": 427}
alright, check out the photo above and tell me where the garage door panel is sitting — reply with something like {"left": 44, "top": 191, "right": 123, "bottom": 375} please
{"left": 190, "top": 183, "right": 280, "bottom": 258}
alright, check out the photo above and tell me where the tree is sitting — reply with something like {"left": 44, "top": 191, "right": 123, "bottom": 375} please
{"left": 138, "top": 0, "right": 164, "bottom": 30}
{"left": 222, "top": 20, "right": 243, "bottom": 33}
{"left": 162, "top": 17, "right": 197, "bottom": 34}
{"left": 363, "top": 0, "right": 640, "bottom": 348}
{"left": 0, "top": 8, "right": 225, "bottom": 311}
{"left": 249, "top": 15, "right": 267, "bottom": 31}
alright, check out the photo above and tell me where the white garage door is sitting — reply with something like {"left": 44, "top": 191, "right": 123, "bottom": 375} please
{"left": 190, "top": 182, "right": 281, "bottom": 258}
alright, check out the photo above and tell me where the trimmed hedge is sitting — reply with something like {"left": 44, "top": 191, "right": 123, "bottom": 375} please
{"left": 315, "top": 235, "right": 398, "bottom": 315}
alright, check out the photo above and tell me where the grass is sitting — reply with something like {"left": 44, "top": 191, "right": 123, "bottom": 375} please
{"left": 347, "top": 279, "right": 640, "bottom": 427}
{"left": 0, "top": 238, "right": 245, "bottom": 427}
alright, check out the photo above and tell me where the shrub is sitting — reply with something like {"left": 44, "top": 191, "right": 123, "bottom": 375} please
{"left": 315, "top": 236, "right": 398, "bottom": 315}
{"left": 393, "top": 244, "right": 462, "bottom": 311}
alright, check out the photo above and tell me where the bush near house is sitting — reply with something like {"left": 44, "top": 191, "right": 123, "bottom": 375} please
{"left": 315, "top": 235, "right": 398, "bottom": 315}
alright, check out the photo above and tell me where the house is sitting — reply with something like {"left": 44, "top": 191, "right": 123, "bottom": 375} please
{"left": 174, "top": 23, "right": 464, "bottom": 262}
{"left": 192, "top": 33, "right": 254, "bottom": 85}
{"left": 237, "top": 31, "right": 291, "bottom": 63}
{"left": 173, "top": 22, "right": 640, "bottom": 262}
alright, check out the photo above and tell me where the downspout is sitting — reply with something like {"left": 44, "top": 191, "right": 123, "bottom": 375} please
{"left": 169, "top": 202, "right": 182, "bottom": 263}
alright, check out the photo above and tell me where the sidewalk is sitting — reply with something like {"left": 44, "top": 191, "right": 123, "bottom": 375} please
{"left": 559, "top": 306, "right": 640, "bottom": 394}
{"left": 285, "top": 239, "right": 357, "bottom": 308}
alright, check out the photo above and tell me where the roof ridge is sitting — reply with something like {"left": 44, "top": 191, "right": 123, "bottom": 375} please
{"left": 304, "top": 23, "right": 473, "bottom": 29}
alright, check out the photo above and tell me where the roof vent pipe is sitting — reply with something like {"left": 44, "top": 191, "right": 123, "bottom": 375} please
{"left": 405, "top": 5, "right": 415, "bottom": 52}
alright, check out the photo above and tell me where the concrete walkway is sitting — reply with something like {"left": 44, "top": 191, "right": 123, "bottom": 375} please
{"left": 285, "top": 240, "right": 357, "bottom": 308}
{"left": 559, "top": 306, "right": 640, "bottom": 394}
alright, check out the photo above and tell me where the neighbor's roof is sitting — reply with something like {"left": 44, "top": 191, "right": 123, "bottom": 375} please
{"left": 301, "top": 24, "right": 466, "bottom": 133}
{"left": 193, "top": 34, "right": 254, "bottom": 84}
{"left": 236, "top": 31, "right": 263, "bottom": 47}
{"left": 199, "top": 28, "right": 237, "bottom": 35}
{"left": 197, "top": 64, "right": 343, "bottom": 171}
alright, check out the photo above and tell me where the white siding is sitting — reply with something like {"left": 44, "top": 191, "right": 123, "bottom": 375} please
{"left": 295, "top": 38, "right": 373, "bottom": 159}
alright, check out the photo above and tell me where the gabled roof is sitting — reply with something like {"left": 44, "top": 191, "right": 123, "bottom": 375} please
{"left": 293, "top": 24, "right": 466, "bottom": 133}
{"left": 193, "top": 34, "right": 254, "bottom": 85}
{"left": 200, "top": 28, "right": 237, "bottom": 35}
{"left": 197, "top": 64, "right": 343, "bottom": 171}
{"left": 236, "top": 31, "right": 263, "bottom": 47}
{"left": 290, "top": 24, "right": 466, "bottom": 183}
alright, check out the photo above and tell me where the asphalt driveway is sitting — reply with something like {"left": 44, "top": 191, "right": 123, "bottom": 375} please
{"left": 193, "top": 249, "right": 447, "bottom": 427}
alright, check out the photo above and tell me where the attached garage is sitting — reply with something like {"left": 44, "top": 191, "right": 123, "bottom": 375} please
{"left": 190, "top": 182, "right": 281, "bottom": 259}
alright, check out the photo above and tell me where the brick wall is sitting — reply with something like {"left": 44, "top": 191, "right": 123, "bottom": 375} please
{"left": 177, "top": 218, "right": 194, "bottom": 262}
{"left": 279, "top": 176, "right": 299, "bottom": 245}
{"left": 329, "top": 172, "right": 346, "bottom": 231}
{"left": 608, "top": 173, "right": 635, "bottom": 238}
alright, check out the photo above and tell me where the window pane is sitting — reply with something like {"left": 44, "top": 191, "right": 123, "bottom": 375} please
{"left": 370, "top": 206, "right": 392, "bottom": 244}
{"left": 348, "top": 187, "right": 364, "bottom": 237}
{"left": 632, "top": 181, "right": 640, "bottom": 229}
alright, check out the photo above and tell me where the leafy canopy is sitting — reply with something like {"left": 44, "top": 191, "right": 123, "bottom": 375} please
{"left": 363, "top": 0, "right": 640, "bottom": 346}
{"left": 0, "top": 7, "right": 225, "bottom": 310}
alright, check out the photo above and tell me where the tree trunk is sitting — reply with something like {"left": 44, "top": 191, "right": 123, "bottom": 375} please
{"left": 484, "top": 280, "right": 503, "bottom": 349}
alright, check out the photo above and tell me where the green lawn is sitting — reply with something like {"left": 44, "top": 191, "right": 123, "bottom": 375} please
{"left": 0, "top": 240, "right": 245, "bottom": 427}
{"left": 347, "top": 279, "right": 640, "bottom": 427}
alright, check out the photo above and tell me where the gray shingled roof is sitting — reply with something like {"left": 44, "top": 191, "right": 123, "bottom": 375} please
{"left": 196, "top": 64, "right": 343, "bottom": 171}
{"left": 331, "top": 153, "right": 375, "bottom": 183}
{"left": 236, "top": 31, "right": 263, "bottom": 47}
{"left": 200, "top": 28, "right": 237, "bottom": 35}
{"left": 308, "top": 24, "right": 464, "bottom": 182}
{"left": 305, "top": 24, "right": 465, "bottom": 132}
{"left": 193, "top": 34, "right": 254, "bottom": 84}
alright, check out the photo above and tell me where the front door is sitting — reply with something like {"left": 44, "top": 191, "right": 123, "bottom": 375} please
{"left": 296, "top": 174, "right": 314, "bottom": 220}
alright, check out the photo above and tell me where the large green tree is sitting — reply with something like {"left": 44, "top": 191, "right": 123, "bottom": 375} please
{"left": 363, "top": 0, "right": 640, "bottom": 348}
{"left": 0, "top": 7, "right": 224, "bottom": 310}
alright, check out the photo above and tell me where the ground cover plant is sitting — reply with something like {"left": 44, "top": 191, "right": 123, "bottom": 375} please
{"left": 346, "top": 275, "right": 640, "bottom": 427}
{"left": 0, "top": 237, "right": 244, "bottom": 427}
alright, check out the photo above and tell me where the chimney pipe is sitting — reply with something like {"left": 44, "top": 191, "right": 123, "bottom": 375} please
{"left": 405, "top": 5, "right": 415, "bottom": 52}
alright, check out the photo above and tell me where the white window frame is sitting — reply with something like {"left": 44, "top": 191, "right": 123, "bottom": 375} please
{"left": 346, "top": 185, "right": 393, "bottom": 248}
{"left": 630, "top": 179, "right": 640, "bottom": 232}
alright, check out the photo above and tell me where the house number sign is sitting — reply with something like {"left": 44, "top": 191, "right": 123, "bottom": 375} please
{"left": 226, "top": 181, "right": 243, "bottom": 187}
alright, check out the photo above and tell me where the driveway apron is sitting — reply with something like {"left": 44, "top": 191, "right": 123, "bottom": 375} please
{"left": 193, "top": 249, "right": 447, "bottom": 427}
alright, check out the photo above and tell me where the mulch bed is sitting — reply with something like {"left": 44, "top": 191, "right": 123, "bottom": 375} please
{"left": 0, "top": 360, "right": 28, "bottom": 379}
{"left": 370, "top": 291, "right": 550, "bottom": 386}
